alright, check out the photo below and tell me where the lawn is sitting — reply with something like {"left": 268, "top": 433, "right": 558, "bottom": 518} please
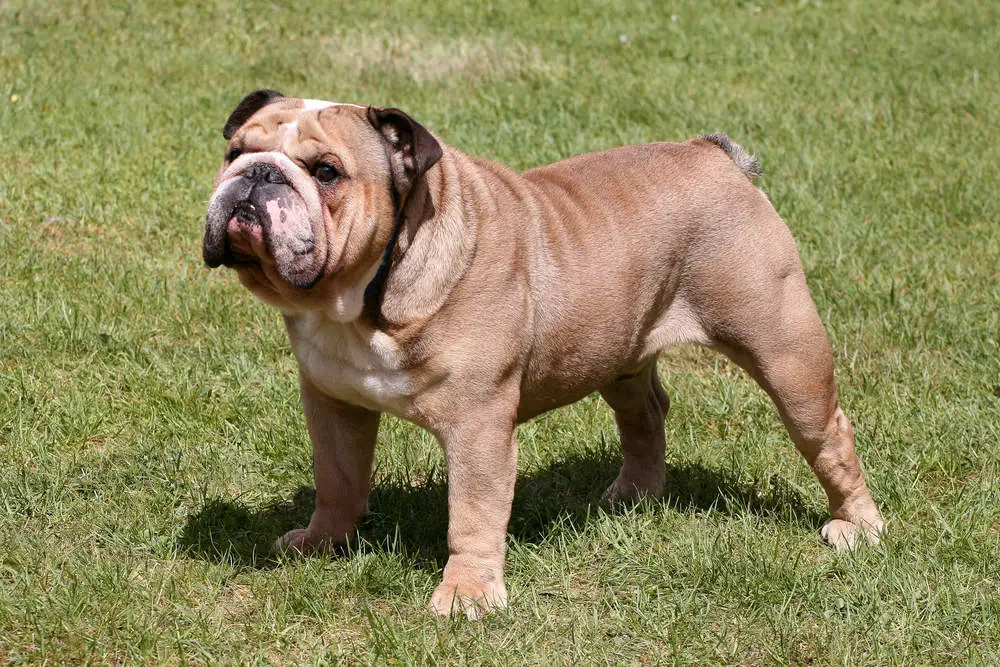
{"left": 1, "top": 0, "right": 999, "bottom": 663}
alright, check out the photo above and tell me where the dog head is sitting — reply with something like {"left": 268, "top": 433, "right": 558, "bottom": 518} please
{"left": 203, "top": 89, "right": 442, "bottom": 318}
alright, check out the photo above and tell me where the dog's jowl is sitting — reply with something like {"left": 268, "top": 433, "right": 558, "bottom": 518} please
{"left": 203, "top": 90, "right": 884, "bottom": 619}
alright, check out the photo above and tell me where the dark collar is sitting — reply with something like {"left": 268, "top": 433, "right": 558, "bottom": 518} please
{"left": 362, "top": 185, "right": 405, "bottom": 324}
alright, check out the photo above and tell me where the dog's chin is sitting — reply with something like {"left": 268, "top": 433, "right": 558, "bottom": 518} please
{"left": 223, "top": 253, "right": 259, "bottom": 268}
{"left": 232, "top": 261, "right": 337, "bottom": 315}
{"left": 225, "top": 245, "right": 328, "bottom": 298}
{"left": 233, "top": 263, "right": 292, "bottom": 311}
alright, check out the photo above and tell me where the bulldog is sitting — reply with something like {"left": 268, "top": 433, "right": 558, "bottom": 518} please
{"left": 203, "top": 89, "right": 884, "bottom": 618}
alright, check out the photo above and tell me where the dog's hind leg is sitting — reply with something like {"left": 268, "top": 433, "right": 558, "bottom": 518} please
{"left": 705, "top": 273, "right": 884, "bottom": 550}
{"left": 599, "top": 360, "right": 670, "bottom": 503}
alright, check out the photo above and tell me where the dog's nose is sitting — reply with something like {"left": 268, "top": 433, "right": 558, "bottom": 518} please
{"left": 244, "top": 162, "right": 286, "bottom": 185}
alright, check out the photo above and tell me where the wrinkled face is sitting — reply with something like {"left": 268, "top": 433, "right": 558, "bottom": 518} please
{"left": 203, "top": 92, "right": 439, "bottom": 319}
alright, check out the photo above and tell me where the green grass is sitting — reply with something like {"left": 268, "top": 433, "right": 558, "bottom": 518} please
{"left": 2, "top": 0, "right": 999, "bottom": 662}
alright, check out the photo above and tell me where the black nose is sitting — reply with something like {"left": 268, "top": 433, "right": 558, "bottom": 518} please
{"left": 244, "top": 162, "right": 286, "bottom": 185}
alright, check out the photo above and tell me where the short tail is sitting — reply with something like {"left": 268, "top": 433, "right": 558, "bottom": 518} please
{"left": 701, "top": 133, "right": 761, "bottom": 180}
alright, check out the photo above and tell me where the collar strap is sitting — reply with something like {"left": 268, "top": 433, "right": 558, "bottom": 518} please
{"left": 362, "top": 184, "right": 405, "bottom": 323}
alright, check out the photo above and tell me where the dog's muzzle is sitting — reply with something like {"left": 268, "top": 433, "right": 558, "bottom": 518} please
{"left": 203, "top": 161, "right": 324, "bottom": 288}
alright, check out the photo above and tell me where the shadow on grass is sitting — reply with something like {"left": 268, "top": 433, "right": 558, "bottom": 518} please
{"left": 178, "top": 448, "right": 826, "bottom": 570}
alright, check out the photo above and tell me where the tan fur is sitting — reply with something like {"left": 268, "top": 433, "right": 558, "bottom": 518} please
{"left": 205, "top": 97, "right": 884, "bottom": 619}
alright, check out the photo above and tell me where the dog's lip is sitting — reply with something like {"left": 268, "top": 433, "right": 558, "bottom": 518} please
{"left": 224, "top": 199, "right": 268, "bottom": 262}
{"left": 220, "top": 224, "right": 264, "bottom": 268}
{"left": 221, "top": 248, "right": 261, "bottom": 269}
{"left": 220, "top": 234, "right": 258, "bottom": 263}
{"left": 223, "top": 252, "right": 259, "bottom": 266}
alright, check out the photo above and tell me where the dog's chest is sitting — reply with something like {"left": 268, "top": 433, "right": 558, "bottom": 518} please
{"left": 288, "top": 313, "right": 412, "bottom": 413}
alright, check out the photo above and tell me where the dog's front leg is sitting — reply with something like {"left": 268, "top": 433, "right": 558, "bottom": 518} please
{"left": 275, "top": 378, "right": 380, "bottom": 554}
{"left": 430, "top": 412, "right": 518, "bottom": 619}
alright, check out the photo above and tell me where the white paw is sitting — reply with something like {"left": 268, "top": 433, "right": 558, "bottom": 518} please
{"left": 429, "top": 578, "right": 508, "bottom": 620}
{"left": 821, "top": 518, "right": 883, "bottom": 552}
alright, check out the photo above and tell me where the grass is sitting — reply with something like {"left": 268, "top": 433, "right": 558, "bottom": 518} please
{"left": 1, "top": 0, "right": 999, "bottom": 662}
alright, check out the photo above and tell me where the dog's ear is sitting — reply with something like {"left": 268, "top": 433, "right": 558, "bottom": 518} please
{"left": 223, "top": 89, "right": 285, "bottom": 139}
{"left": 366, "top": 107, "right": 443, "bottom": 194}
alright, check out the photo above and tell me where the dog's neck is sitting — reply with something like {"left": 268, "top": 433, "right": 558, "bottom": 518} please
{"left": 361, "top": 179, "right": 409, "bottom": 324}
{"left": 369, "top": 146, "right": 478, "bottom": 328}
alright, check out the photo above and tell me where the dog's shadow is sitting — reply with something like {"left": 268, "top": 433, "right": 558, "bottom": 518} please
{"left": 178, "top": 446, "right": 826, "bottom": 570}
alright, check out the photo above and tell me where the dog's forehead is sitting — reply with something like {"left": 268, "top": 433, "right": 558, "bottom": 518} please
{"left": 284, "top": 98, "right": 368, "bottom": 128}
{"left": 292, "top": 99, "right": 371, "bottom": 137}
{"left": 239, "top": 98, "right": 373, "bottom": 150}
{"left": 242, "top": 98, "right": 367, "bottom": 134}
{"left": 235, "top": 99, "right": 384, "bottom": 174}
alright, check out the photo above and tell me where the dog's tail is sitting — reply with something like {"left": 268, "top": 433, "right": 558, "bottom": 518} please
{"left": 701, "top": 133, "right": 761, "bottom": 181}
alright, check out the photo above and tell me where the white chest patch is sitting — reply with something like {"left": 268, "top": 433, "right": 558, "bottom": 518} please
{"left": 289, "top": 312, "right": 411, "bottom": 414}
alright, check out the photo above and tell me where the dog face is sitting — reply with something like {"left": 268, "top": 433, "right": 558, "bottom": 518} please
{"left": 203, "top": 90, "right": 442, "bottom": 318}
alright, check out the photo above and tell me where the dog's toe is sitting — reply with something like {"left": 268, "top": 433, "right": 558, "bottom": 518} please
{"left": 273, "top": 528, "right": 309, "bottom": 553}
{"left": 273, "top": 527, "right": 343, "bottom": 555}
{"left": 602, "top": 473, "right": 664, "bottom": 505}
{"left": 821, "top": 518, "right": 883, "bottom": 552}
{"left": 429, "top": 580, "right": 507, "bottom": 620}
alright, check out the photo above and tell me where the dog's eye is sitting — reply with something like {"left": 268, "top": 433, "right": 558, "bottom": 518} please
{"left": 314, "top": 163, "right": 339, "bottom": 184}
{"left": 225, "top": 147, "right": 242, "bottom": 162}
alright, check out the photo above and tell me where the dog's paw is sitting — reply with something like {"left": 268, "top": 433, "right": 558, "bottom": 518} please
{"left": 821, "top": 517, "right": 884, "bottom": 552}
{"left": 429, "top": 578, "right": 507, "bottom": 620}
{"left": 429, "top": 556, "right": 507, "bottom": 620}
{"left": 273, "top": 527, "right": 344, "bottom": 555}
{"left": 601, "top": 472, "right": 664, "bottom": 505}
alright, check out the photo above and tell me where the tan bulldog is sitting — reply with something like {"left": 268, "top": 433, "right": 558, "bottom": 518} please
{"left": 203, "top": 89, "right": 884, "bottom": 618}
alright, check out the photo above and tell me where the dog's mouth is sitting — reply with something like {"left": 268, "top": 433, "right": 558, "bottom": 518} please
{"left": 231, "top": 201, "right": 260, "bottom": 228}
{"left": 220, "top": 201, "right": 266, "bottom": 267}
{"left": 221, "top": 245, "right": 261, "bottom": 268}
